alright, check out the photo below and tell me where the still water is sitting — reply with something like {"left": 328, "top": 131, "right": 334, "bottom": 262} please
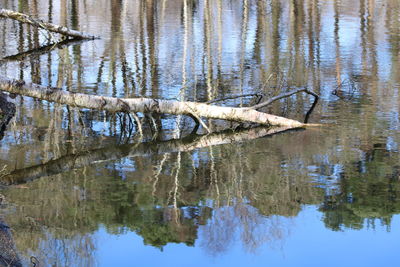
{"left": 0, "top": 0, "right": 400, "bottom": 266}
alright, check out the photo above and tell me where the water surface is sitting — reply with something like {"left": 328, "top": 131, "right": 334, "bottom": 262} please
{"left": 0, "top": 0, "right": 400, "bottom": 266}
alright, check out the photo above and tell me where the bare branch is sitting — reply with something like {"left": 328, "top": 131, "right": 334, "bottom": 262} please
{"left": 250, "top": 88, "right": 319, "bottom": 110}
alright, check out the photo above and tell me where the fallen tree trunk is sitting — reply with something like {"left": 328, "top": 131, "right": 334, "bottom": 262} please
{"left": 0, "top": 8, "right": 99, "bottom": 40}
{"left": 0, "top": 126, "right": 296, "bottom": 185}
{"left": 0, "top": 76, "right": 312, "bottom": 128}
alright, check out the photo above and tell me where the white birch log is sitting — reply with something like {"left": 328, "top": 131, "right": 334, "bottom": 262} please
{"left": 0, "top": 76, "right": 308, "bottom": 128}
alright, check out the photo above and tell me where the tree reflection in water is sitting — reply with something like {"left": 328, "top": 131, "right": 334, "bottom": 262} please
{"left": 0, "top": 0, "right": 399, "bottom": 265}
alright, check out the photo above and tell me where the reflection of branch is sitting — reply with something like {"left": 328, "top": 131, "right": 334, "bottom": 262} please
{"left": 1, "top": 126, "right": 301, "bottom": 185}
{"left": 0, "top": 39, "right": 91, "bottom": 65}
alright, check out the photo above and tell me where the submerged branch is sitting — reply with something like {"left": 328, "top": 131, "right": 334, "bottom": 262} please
{"left": 0, "top": 8, "right": 99, "bottom": 40}
{"left": 0, "top": 126, "right": 298, "bottom": 185}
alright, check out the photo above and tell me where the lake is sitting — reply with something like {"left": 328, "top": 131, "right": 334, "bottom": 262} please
{"left": 0, "top": 0, "right": 399, "bottom": 266}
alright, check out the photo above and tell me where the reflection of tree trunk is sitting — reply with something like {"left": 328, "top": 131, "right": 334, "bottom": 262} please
{"left": 204, "top": 0, "right": 214, "bottom": 101}
{"left": 174, "top": 0, "right": 191, "bottom": 139}
{"left": 146, "top": 0, "right": 162, "bottom": 134}
{"left": 30, "top": 0, "right": 41, "bottom": 84}
{"left": 360, "top": 0, "right": 367, "bottom": 72}
{"left": 216, "top": 0, "right": 223, "bottom": 87}
{"left": 386, "top": 0, "right": 400, "bottom": 85}
{"left": 1, "top": 126, "right": 299, "bottom": 185}
{"left": 110, "top": 0, "right": 123, "bottom": 96}
{"left": 48, "top": 0, "right": 54, "bottom": 23}
{"left": 71, "top": 0, "right": 83, "bottom": 90}
{"left": 334, "top": 0, "right": 341, "bottom": 85}
{"left": 17, "top": 1, "right": 28, "bottom": 80}
{"left": 254, "top": 0, "right": 267, "bottom": 74}
{"left": 271, "top": 1, "right": 281, "bottom": 76}
{"left": 139, "top": 1, "right": 147, "bottom": 96}
{"left": 310, "top": 0, "right": 321, "bottom": 95}
{"left": 291, "top": 0, "right": 305, "bottom": 85}
{"left": 146, "top": 0, "right": 159, "bottom": 97}
{"left": 366, "top": 0, "right": 378, "bottom": 80}
{"left": 239, "top": 0, "right": 249, "bottom": 107}
{"left": 71, "top": 0, "right": 79, "bottom": 30}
